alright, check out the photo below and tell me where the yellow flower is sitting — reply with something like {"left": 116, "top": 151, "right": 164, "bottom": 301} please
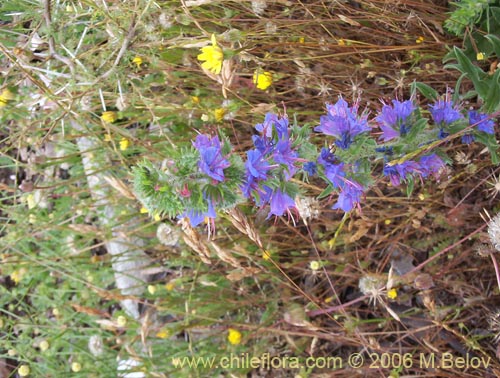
{"left": 337, "top": 38, "right": 346, "bottom": 46}
{"left": 71, "top": 362, "right": 82, "bottom": 372}
{"left": 154, "top": 213, "right": 161, "bottom": 222}
{"left": 101, "top": 111, "right": 117, "bottom": 123}
{"left": 119, "top": 138, "right": 129, "bottom": 151}
{"left": 197, "top": 34, "right": 223, "bottom": 74}
{"left": 477, "top": 52, "right": 485, "bottom": 61}
{"left": 117, "top": 315, "right": 127, "bottom": 327}
{"left": 213, "top": 108, "right": 225, "bottom": 122}
{"left": 39, "top": 340, "right": 50, "bottom": 352}
{"left": 416, "top": 36, "right": 424, "bottom": 44}
{"left": 262, "top": 250, "right": 271, "bottom": 261}
{"left": 252, "top": 70, "right": 273, "bottom": 90}
{"left": 140, "top": 207, "right": 148, "bottom": 214}
{"left": 387, "top": 288, "right": 398, "bottom": 300}
{"left": 309, "top": 260, "right": 321, "bottom": 271}
{"left": 156, "top": 329, "right": 170, "bottom": 339}
{"left": 10, "top": 267, "right": 27, "bottom": 284}
{"left": 0, "top": 88, "right": 14, "bottom": 107}
{"left": 227, "top": 328, "right": 242, "bottom": 345}
{"left": 165, "top": 281, "right": 175, "bottom": 291}
{"left": 104, "top": 134, "right": 112, "bottom": 142}
{"left": 18, "top": 365, "right": 30, "bottom": 377}
{"left": 132, "top": 56, "right": 143, "bottom": 68}
{"left": 147, "top": 285, "right": 156, "bottom": 295}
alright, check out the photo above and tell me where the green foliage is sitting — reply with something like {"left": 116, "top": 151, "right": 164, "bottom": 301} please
{"left": 444, "top": 0, "right": 490, "bottom": 36}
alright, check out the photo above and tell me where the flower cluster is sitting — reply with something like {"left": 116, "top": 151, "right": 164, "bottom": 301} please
{"left": 241, "top": 113, "right": 302, "bottom": 218}
{"left": 134, "top": 92, "right": 497, "bottom": 232}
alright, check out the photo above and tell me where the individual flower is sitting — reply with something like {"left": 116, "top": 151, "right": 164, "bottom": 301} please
{"left": 419, "top": 153, "right": 445, "bottom": 179}
{"left": 315, "top": 97, "right": 370, "bottom": 149}
{"left": 18, "top": 365, "right": 30, "bottom": 377}
{"left": 473, "top": 112, "right": 495, "bottom": 134}
{"left": 193, "top": 134, "right": 230, "bottom": 182}
{"left": 332, "top": 180, "right": 363, "bottom": 212}
{"left": 197, "top": 34, "right": 223, "bottom": 74}
{"left": 71, "top": 362, "right": 82, "bottom": 373}
{"left": 387, "top": 288, "right": 398, "bottom": 299}
{"left": 245, "top": 149, "right": 270, "bottom": 180}
{"left": 39, "top": 340, "right": 50, "bottom": 352}
{"left": 268, "top": 188, "right": 296, "bottom": 218}
{"left": 0, "top": 88, "right": 14, "bottom": 107}
{"left": 227, "top": 328, "right": 242, "bottom": 345}
{"left": 303, "top": 161, "right": 317, "bottom": 176}
{"left": 383, "top": 160, "right": 421, "bottom": 186}
{"left": 273, "top": 139, "right": 298, "bottom": 179}
{"left": 253, "top": 70, "right": 273, "bottom": 90}
{"left": 255, "top": 112, "right": 289, "bottom": 140}
{"left": 180, "top": 199, "right": 216, "bottom": 227}
{"left": 213, "top": 107, "right": 225, "bottom": 122}
{"left": 119, "top": 138, "right": 130, "bottom": 151}
{"left": 317, "top": 148, "right": 345, "bottom": 189}
{"left": 132, "top": 56, "right": 143, "bottom": 68}
{"left": 375, "top": 99, "right": 416, "bottom": 141}
{"left": 101, "top": 111, "right": 117, "bottom": 123}
{"left": 429, "top": 98, "right": 463, "bottom": 138}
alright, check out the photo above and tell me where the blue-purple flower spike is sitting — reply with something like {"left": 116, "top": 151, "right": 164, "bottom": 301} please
{"left": 315, "top": 97, "right": 370, "bottom": 149}
{"left": 194, "top": 134, "right": 230, "bottom": 182}
{"left": 376, "top": 99, "right": 415, "bottom": 141}
{"left": 429, "top": 98, "right": 463, "bottom": 128}
{"left": 267, "top": 188, "right": 296, "bottom": 218}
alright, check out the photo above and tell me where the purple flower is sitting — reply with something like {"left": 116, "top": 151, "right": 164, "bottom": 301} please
{"left": 332, "top": 181, "right": 363, "bottom": 212}
{"left": 194, "top": 135, "right": 230, "bottom": 182}
{"left": 267, "top": 188, "right": 296, "bottom": 218}
{"left": 376, "top": 99, "right": 415, "bottom": 141}
{"left": 419, "top": 153, "right": 445, "bottom": 179}
{"left": 383, "top": 160, "right": 421, "bottom": 186}
{"left": 255, "top": 113, "right": 289, "bottom": 140}
{"left": 429, "top": 99, "right": 463, "bottom": 126}
{"left": 303, "top": 162, "right": 317, "bottom": 176}
{"left": 317, "top": 148, "right": 345, "bottom": 188}
{"left": 273, "top": 139, "right": 298, "bottom": 179}
{"left": 315, "top": 97, "right": 370, "bottom": 149}
{"left": 245, "top": 149, "right": 270, "bottom": 180}
{"left": 468, "top": 110, "right": 495, "bottom": 134}
{"left": 180, "top": 199, "right": 216, "bottom": 227}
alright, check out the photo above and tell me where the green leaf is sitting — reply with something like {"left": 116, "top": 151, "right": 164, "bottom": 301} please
{"left": 406, "top": 177, "right": 415, "bottom": 198}
{"left": 318, "top": 184, "right": 335, "bottom": 199}
{"left": 411, "top": 81, "right": 438, "bottom": 101}
{"left": 485, "top": 34, "right": 500, "bottom": 58}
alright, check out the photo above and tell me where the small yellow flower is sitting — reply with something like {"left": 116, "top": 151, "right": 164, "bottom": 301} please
{"left": 154, "top": 213, "right": 161, "bottom": 222}
{"left": 140, "top": 207, "right": 148, "bottom": 214}
{"left": 119, "top": 138, "right": 129, "bottom": 151}
{"left": 52, "top": 308, "right": 60, "bottom": 316}
{"left": 197, "top": 34, "right": 223, "bottom": 75}
{"left": 262, "top": 250, "right": 271, "bottom": 261}
{"left": 156, "top": 329, "right": 170, "bottom": 339}
{"left": 104, "top": 134, "right": 112, "bottom": 142}
{"left": 147, "top": 285, "right": 156, "bottom": 295}
{"left": 39, "top": 340, "right": 50, "bottom": 352}
{"left": 387, "top": 288, "right": 398, "bottom": 300}
{"left": 299, "top": 37, "right": 305, "bottom": 44}
{"left": 213, "top": 108, "right": 225, "bottom": 122}
{"left": 191, "top": 96, "right": 200, "bottom": 104}
{"left": 252, "top": 70, "right": 273, "bottom": 90}
{"left": 0, "top": 88, "right": 14, "bottom": 107}
{"left": 416, "top": 36, "right": 424, "bottom": 44}
{"left": 117, "top": 315, "right": 127, "bottom": 327}
{"left": 324, "top": 296, "right": 334, "bottom": 303}
{"left": 477, "top": 52, "right": 485, "bottom": 61}
{"left": 227, "top": 328, "right": 242, "bottom": 345}
{"left": 165, "top": 281, "right": 175, "bottom": 291}
{"left": 10, "top": 267, "right": 27, "bottom": 284}
{"left": 101, "top": 111, "right": 117, "bottom": 124}
{"left": 71, "top": 362, "right": 82, "bottom": 372}
{"left": 18, "top": 365, "right": 30, "bottom": 377}
{"left": 337, "top": 38, "right": 346, "bottom": 46}
{"left": 384, "top": 219, "right": 391, "bottom": 225}
{"left": 132, "top": 56, "right": 143, "bottom": 68}
{"left": 309, "top": 260, "right": 321, "bottom": 271}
